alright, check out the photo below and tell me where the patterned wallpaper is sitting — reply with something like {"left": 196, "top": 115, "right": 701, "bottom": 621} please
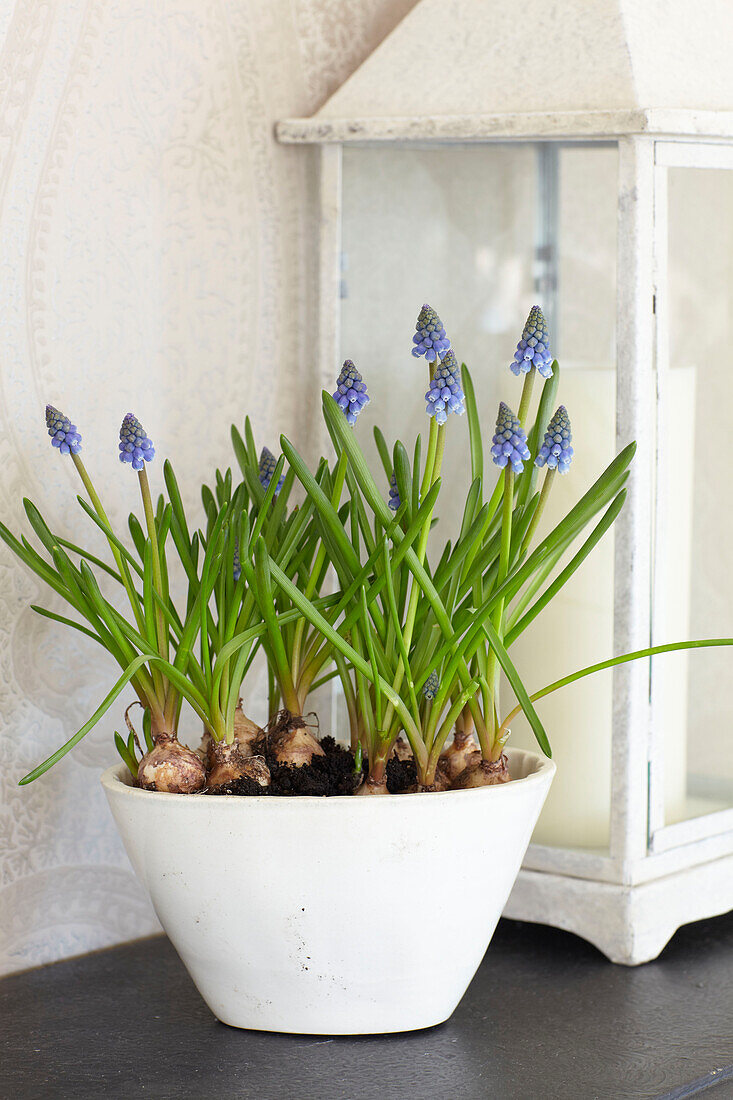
{"left": 0, "top": 0, "right": 417, "bottom": 976}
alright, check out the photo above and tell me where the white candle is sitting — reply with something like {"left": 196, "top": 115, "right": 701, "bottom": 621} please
{"left": 505, "top": 368, "right": 694, "bottom": 848}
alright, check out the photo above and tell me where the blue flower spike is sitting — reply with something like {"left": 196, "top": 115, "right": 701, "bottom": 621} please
{"left": 388, "top": 472, "right": 401, "bottom": 512}
{"left": 535, "top": 405, "right": 573, "bottom": 474}
{"left": 258, "top": 446, "right": 285, "bottom": 496}
{"left": 491, "top": 402, "right": 531, "bottom": 474}
{"left": 233, "top": 538, "right": 242, "bottom": 583}
{"left": 333, "top": 360, "right": 369, "bottom": 426}
{"left": 45, "top": 405, "right": 82, "bottom": 455}
{"left": 510, "top": 305, "right": 553, "bottom": 379}
{"left": 425, "top": 349, "right": 465, "bottom": 426}
{"left": 423, "top": 670, "right": 440, "bottom": 701}
{"left": 119, "top": 413, "right": 154, "bottom": 471}
{"left": 412, "top": 304, "right": 450, "bottom": 363}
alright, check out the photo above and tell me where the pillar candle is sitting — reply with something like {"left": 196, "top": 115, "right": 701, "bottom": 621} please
{"left": 505, "top": 367, "right": 694, "bottom": 848}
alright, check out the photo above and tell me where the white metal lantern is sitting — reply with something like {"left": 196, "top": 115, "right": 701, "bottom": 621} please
{"left": 277, "top": 0, "right": 733, "bottom": 963}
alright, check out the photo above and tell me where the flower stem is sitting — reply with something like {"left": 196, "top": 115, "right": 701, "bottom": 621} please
{"left": 137, "top": 466, "right": 169, "bottom": 665}
{"left": 419, "top": 414, "right": 439, "bottom": 499}
{"left": 496, "top": 468, "right": 514, "bottom": 609}
{"left": 522, "top": 468, "right": 555, "bottom": 552}
{"left": 382, "top": 416, "right": 445, "bottom": 735}
{"left": 334, "top": 650, "right": 360, "bottom": 753}
{"left": 516, "top": 368, "right": 536, "bottom": 428}
{"left": 71, "top": 453, "right": 147, "bottom": 638}
{"left": 291, "top": 452, "right": 347, "bottom": 684}
{"left": 486, "top": 466, "right": 514, "bottom": 749}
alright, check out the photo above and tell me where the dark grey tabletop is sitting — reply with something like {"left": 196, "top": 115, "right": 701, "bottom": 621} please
{"left": 2, "top": 914, "right": 732, "bottom": 1100}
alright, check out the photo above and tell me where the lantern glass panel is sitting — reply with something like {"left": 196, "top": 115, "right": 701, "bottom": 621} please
{"left": 340, "top": 141, "right": 619, "bottom": 849}
{"left": 657, "top": 165, "right": 733, "bottom": 824}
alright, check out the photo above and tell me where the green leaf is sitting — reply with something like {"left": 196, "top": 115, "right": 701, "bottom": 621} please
{"left": 248, "top": 454, "right": 287, "bottom": 550}
{"left": 201, "top": 485, "right": 217, "bottom": 529}
{"left": 501, "top": 637, "right": 733, "bottom": 737}
{"left": 231, "top": 424, "right": 248, "bottom": 476}
{"left": 505, "top": 490, "right": 627, "bottom": 645}
{"left": 267, "top": 555, "right": 426, "bottom": 761}
{"left": 479, "top": 616, "right": 551, "bottom": 756}
{"left": 141, "top": 540, "right": 159, "bottom": 651}
{"left": 23, "top": 499, "right": 60, "bottom": 557}
{"left": 30, "top": 605, "right": 101, "bottom": 645}
{"left": 253, "top": 537, "right": 297, "bottom": 706}
{"left": 142, "top": 707, "right": 153, "bottom": 752}
{"left": 71, "top": 498, "right": 144, "bottom": 578}
{"left": 488, "top": 443, "right": 636, "bottom": 614}
{"left": 163, "top": 460, "right": 191, "bottom": 549}
{"left": 0, "top": 521, "right": 71, "bottom": 601}
{"left": 462, "top": 365, "right": 483, "bottom": 486}
{"left": 359, "top": 586, "right": 382, "bottom": 728}
{"left": 114, "top": 731, "right": 138, "bottom": 779}
{"left": 244, "top": 416, "right": 258, "bottom": 467}
{"left": 54, "top": 537, "right": 125, "bottom": 584}
{"left": 373, "top": 426, "right": 393, "bottom": 481}
{"left": 381, "top": 538, "right": 419, "bottom": 719}
{"left": 280, "top": 433, "right": 362, "bottom": 580}
{"left": 76, "top": 560, "right": 143, "bottom": 669}
{"left": 128, "top": 513, "right": 146, "bottom": 563}
{"left": 392, "top": 441, "right": 413, "bottom": 524}
{"left": 49, "top": 548, "right": 111, "bottom": 641}
{"left": 411, "top": 435, "right": 422, "bottom": 516}
{"left": 19, "top": 654, "right": 152, "bottom": 784}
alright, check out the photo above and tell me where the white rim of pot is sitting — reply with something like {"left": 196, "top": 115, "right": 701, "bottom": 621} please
{"left": 101, "top": 748, "right": 555, "bottom": 805}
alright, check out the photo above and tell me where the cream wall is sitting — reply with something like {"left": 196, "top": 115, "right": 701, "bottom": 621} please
{"left": 0, "top": 0, "right": 417, "bottom": 977}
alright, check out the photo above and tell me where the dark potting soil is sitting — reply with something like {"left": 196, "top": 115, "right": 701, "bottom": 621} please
{"left": 386, "top": 755, "right": 417, "bottom": 794}
{"left": 204, "top": 774, "right": 273, "bottom": 797}
{"left": 205, "top": 736, "right": 418, "bottom": 797}
{"left": 266, "top": 735, "right": 360, "bottom": 797}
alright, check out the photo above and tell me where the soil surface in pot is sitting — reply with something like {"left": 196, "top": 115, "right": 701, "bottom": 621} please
{"left": 205, "top": 736, "right": 417, "bottom": 798}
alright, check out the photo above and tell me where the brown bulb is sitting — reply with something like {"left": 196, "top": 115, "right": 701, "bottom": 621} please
{"left": 197, "top": 701, "right": 262, "bottom": 767}
{"left": 390, "top": 737, "right": 413, "bottom": 762}
{"left": 439, "top": 732, "right": 482, "bottom": 785}
{"left": 232, "top": 700, "right": 262, "bottom": 754}
{"left": 451, "top": 755, "right": 511, "bottom": 790}
{"left": 138, "top": 735, "right": 206, "bottom": 794}
{"left": 267, "top": 711, "right": 324, "bottom": 767}
{"left": 417, "top": 760, "right": 451, "bottom": 793}
{"left": 357, "top": 774, "right": 388, "bottom": 796}
{"left": 207, "top": 741, "right": 270, "bottom": 792}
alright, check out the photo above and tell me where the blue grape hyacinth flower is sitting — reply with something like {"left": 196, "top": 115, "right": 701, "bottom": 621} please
{"left": 233, "top": 538, "right": 242, "bottom": 583}
{"left": 45, "top": 405, "right": 82, "bottom": 455}
{"left": 119, "top": 413, "right": 154, "bottom": 471}
{"left": 388, "top": 472, "right": 401, "bottom": 511}
{"left": 425, "top": 349, "right": 465, "bottom": 425}
{"left": 510, "top": 306, "right": 553, "bottom": 379}
{"left": 491, "top": 402, "right": 531, "bottom": 474}
{"left": 333, "top": 360, "right": 369, "bottom": 426}
{"left": 423, "top": 670, "right": 440, "bottom": 701}
{"left": 535, "top": 405, "right": 573, "bottom": 474}
{"left": 412, "top": 304, "right": 450, "bottom": 363}
{"left": 259, "top": 446, "right": 284, "bottom": 495}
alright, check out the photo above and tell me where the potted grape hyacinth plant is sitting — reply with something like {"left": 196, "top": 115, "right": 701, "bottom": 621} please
{"left": 4, "top": 304, "right": 731, "bottom": 1035}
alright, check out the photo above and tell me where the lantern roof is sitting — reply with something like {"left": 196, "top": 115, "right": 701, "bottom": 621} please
{"left": 278, "top": 0, "right": 733, "bottom": 144}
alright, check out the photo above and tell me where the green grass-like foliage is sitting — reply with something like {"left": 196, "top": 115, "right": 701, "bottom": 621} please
{"left": 5, "top": 327, "right": 732, "bottom": 790}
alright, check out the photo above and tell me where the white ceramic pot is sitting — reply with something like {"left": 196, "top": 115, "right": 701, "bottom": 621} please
{"left": 102, "top": 746, "right": 554, "bottom": 1035}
